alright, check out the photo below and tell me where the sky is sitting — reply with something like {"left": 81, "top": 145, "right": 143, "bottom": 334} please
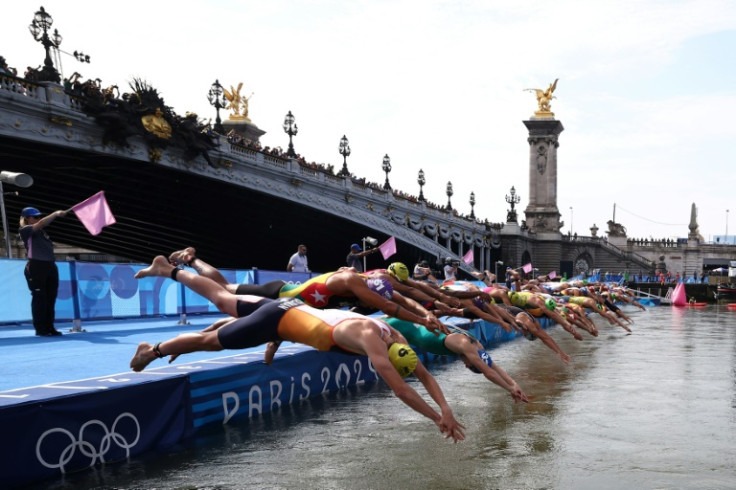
{"left": 4, "top": 0, "right": 736, "bottom": 242}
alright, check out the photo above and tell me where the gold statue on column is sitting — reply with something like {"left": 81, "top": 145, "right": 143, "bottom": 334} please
{"left": 223, "top": 82, "right": 253, "bottom": 122}
{"left": 524, "top": 78, "right": 558, "bottom": 118}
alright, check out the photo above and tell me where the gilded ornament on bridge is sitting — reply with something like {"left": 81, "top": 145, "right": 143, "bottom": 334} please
{"left": 141, "top": 108, "right": 172, "bottom": 139}
{"left": 224, "top": 82, "right": 252, "bottom": 122}
{"left": 524, "top": 78, "right": 558, "bottom": 118}
{"left": 50, "top": 116, "right": 73, "bottom": 126}
{"left": 148, "top": 148, "right": 162, "bottom": 163}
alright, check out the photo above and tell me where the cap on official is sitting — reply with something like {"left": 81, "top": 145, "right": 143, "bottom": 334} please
{"left": 21, "top": 207, "right": 43, "bottom": 217}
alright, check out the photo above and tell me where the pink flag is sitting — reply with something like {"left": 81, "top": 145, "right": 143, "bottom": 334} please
{"left": 462, "top": 248, "right": 474, "bottom": 265}
{"left": 378, "top": 236, "right": 397, "bottom": 260}
{"left": 548, "top": 270, "right": 557, "bottom": 279}
{"left": 71, "top": 191, "right": 116, "bottom": 236}
{"left": 522, "top": 263, "right": 533, "bottom": 274}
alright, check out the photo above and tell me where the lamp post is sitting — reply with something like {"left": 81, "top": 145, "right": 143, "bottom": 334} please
{"left": 283, "top": 111, "right": 298, "bottom": 157}
{"left": 362, "top": 236, "right": 378, "bottom": 271}
{"left": 382, "top": 154, "right": 392, "bottom": 190}
{"left": 569, "top": 206, "right": 574, "bottom": 236}
{"left": 494, "top": 260, "right": 504, "bottom": 284}
{"left": 417, "top": 169, "right": 426, "bottom": 201}
{"left": 446, "top": 181, "right": 453, "bottom": 210}
{"left": 727, "top": 209, "right": 730, "bottom": 241}
{"left": 207, "top": 79, "right": 226, "bottom": 134}
{"left": 28, "top": 6, "right": 62, "bottom": 83}
{"left": 505, "top": 185, "right": 520, "bottom": 222}
{"left": 338, "top": 135, "right": 351, "bottom": 177}
{"left": 0, "top": 171, "right": 34, "bottom": 258}
{"left": 469, "top": 191, "right": 476, "bottom": 219}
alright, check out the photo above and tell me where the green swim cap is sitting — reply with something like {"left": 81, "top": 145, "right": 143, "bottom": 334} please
{"left": 388, "top": 343, "right": 418, "bottom": 377}
{"left": 545, "top": 298, "right": 557, "bottom": 311}
{"left": 388, "top": 262, "right": 410, "bottom": 282}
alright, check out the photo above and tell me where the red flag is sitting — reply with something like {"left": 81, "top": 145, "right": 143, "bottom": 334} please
{"left": 71, "top": 191, "right": 116, "bottom": 236}
{"left": 462, "top": 249, "right": 474, "bottom": 265}
{"left": 522, "top": 263, "right": 533, "bottom": 274}
{"left": 378, "top": 236, "right": 397, "bottom": 260}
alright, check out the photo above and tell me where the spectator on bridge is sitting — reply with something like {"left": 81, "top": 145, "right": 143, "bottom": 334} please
{"left": 286, "top": 244, "right": 309, "bottom": 273}
{"left": 19, "top": 207, "right": 68, "bottom": 337}
{"left": 345, "top": 243, "right": 378, "bottom": 272}
{"left": 0, "top": 56, "right": 18, "bottom": 76}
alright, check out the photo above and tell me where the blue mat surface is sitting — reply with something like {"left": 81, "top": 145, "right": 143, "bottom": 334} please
{"left": 0, "top": 314, "right": 260, "bottom": 392}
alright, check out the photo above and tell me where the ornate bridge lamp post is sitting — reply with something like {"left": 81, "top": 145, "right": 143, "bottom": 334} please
{"left": 338, "top": 135, "right": 351, "bottom": 177}
{"left": 283, "top": 111, "right": 298, "bottom": 157}
{"left": 207, "top": 79, "right": 226, "bottom": 134}
{"left": 446, "top": 181, "right": 453, "bottom": 210}
{"left": 505, "top": 185, "right": 520, "bottom": 222}
{"left": 417, "top": 169, "right": 426, "bottom": 201}
{"left": 469, "top": 191, "right": 476, "bottom": 219}
{"left": 382, "top": 154, "right": 392, "bottom": 190}
{"left": 73, "top": 51, "right": 91, "bottom": 64}
{"left": 28, "top": 6, "right": 62, "bottom": 83}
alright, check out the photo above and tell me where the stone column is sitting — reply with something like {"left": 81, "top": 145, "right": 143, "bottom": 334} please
{"left": 523, "top": 118, "right": 564, "bottom": 235}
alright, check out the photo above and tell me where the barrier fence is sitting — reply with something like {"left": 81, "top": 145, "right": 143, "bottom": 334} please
{"left": 0, "top": 258, "right": 314, "bottom": 325}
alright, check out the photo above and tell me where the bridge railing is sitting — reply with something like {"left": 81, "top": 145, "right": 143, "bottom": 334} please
{"left": 0, "top": 73, "right": 44, "bottom": 100}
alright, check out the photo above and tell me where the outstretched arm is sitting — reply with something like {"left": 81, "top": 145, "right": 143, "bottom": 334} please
{"left": 31, "top": 210, "right": 67, "bottom": 231}
{"left": 390, "top": 292, "right": 449, "bottom": 335}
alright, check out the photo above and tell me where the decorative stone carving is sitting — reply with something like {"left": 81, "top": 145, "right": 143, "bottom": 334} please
{"left": 606, "top": 220, "right": 627, "bottom": 237}
{"left": 536, "top": 145, "right": 548, "bottom": 174}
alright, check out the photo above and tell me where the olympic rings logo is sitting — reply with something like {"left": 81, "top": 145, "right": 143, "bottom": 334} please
{"left": 35, "top": 412, "right": 140, "bottom": 472}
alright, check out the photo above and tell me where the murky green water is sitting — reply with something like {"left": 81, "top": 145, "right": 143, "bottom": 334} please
{"left": 31, "top": 306, "right": 736, "bottom": 489}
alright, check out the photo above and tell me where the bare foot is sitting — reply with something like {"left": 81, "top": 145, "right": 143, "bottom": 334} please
{"left": 169, "top": 247, "right": 197, "bottom": 266}
{"left": 130, "top": 342, "right": 156, "bottom": 372}
{"left": 135, "top": 255, "right": 174, "bottom": 279}
{"left": 264, "top": 341, "right": 282, "bottom": 365}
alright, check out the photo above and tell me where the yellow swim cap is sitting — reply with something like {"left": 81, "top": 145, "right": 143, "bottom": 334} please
{"left": 388, "top": 343, "right": 418, "bottom": 377}
{"left": 388, "top": 262, "right": 410, "bottom": 282}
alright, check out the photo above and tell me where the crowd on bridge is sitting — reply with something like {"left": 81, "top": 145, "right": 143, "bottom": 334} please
{"left": 627, "top": 237, "right": 687, "bottom": 247}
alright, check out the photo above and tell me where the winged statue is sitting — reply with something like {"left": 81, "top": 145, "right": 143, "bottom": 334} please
{"left": 223, "top": 82, "right": 252, "bottom": 121}
{"left": 524, "top": 78, "right": 558, "bottom": 115}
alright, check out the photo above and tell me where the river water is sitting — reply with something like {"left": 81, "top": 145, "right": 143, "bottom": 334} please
{"left": 32, "top": 306, "right": 736, "bottom": 490}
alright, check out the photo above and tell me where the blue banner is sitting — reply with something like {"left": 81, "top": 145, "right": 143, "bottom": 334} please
{"left": 0, "top": 259, "right": 317, "bottom": 324}
{"left": 188, "top": 348, "right": 377, "bottom": 428}
{"left": 0, "top": 377, "right": 189, "bottom": 488}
